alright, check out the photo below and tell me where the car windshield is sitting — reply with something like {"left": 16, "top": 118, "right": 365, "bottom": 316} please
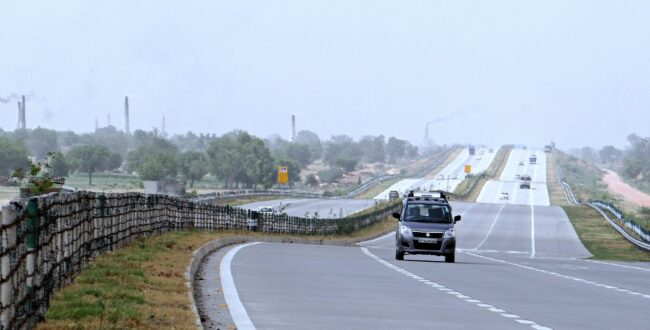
{"left": 404, "top": 204, "right": 451, "bottom": 223}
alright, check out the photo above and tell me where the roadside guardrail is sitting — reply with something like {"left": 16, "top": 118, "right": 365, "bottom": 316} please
{"left": 554, "top": 151, "right": 649, "bottom": 251}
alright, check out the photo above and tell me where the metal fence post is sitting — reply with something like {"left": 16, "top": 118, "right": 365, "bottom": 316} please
{"left": 25, "top": 199, "right": 39, "bottom": 318}
{"left": 1, "top": 205, "right": 17, "bottom": 329}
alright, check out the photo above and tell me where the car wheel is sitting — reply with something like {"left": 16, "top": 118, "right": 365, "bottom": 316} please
{"left": 445, "top": 252, "right": 455, "bottom": 263}
{"left": 395, "top": 250, "right": 404, "bottom": 260}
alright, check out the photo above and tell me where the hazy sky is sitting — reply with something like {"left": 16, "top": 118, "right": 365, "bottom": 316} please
{"left": 1, "top": 1, "right": 649, "bottom": 149}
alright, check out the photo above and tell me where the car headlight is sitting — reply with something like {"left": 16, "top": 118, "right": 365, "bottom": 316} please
{"left": 400, "top": 225, "right": 412, "bottom": 237}
{"left": 444, "top": 228, "right": 455, "bottom": 238}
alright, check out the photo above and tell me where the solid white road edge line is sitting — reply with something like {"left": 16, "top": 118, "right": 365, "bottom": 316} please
{"left": 464, "top": 251, "right": 650, "bottom": 300}
{"left": 360, "top": 247, "right": 553, "bottom": 330}
{"left": 220, "top": 242, "right": 262, "bottom": 330}
{"left": 582, "top": 259, "right": 650, "bottom": 272}
{"left": 474, "top": 203, "right": 505, "bottom": 251}
{"left": 530, "top": 204, "right": 536, "bottom": 258}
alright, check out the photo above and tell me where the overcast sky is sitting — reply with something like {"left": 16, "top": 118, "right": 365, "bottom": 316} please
{"left": 1, "top": 1, "right": 649, "bottom": 149}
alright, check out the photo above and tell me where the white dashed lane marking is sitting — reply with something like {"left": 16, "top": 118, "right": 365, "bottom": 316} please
{"left": 464, "top": 252, "right": 650, "bottom": 300}
{"left": 361, "top": 247, "right": 553, "bottom": 330}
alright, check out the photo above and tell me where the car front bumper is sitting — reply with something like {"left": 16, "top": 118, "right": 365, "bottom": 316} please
{"left": 397, "top": 236, "right": 456, "bottom": 256}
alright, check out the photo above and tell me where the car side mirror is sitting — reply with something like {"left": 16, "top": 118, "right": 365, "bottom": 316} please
{"left": 454, "top": 215, "right": 461, "bottom": 222}
{"left": 392, "top": 212, "right": 401, "bottom": 220}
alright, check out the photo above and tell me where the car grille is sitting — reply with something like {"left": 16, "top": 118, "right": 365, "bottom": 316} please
{"left": 413, "top": 241, "right": 442, "bottom": 250}
{"left": 413, "top": 231, "right": 443, "bottom": 239}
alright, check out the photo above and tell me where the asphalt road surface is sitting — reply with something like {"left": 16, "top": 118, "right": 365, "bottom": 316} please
{"left": 240, "top": 198, "right": 377, "bottom": 218}
{"left": 477, "top": 147, "right": 550, "bottom": 206}
{"left": 375, "top": 147, "right": 497, "bottom": 199}
{"left": 201, "top": 202, "right": 650, "bottom": 329}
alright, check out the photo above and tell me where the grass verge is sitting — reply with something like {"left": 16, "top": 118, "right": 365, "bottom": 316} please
{"left": 563, "top": 205, "right": 650, "bottom": 261}
{"left": 546, "top": 152, "right": 570, "bottom": 206}
{"left": 38, "top": 217, "right": 396, "bottom": 329}
{"left": 355, "top": 177, "right": 403, "bottom": 199}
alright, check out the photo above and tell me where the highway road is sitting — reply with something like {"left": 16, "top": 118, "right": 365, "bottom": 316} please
{"left": 477, "top": 147, "right": 550, "bottom": 206}
{"left": 240, "top": 198, "right": 377, "bottom": 218}
{"left": 197, "top": 202, "right": 650, "bottom": 329}
{"left": 375, "top": 147, "right": 497, "bottom": 199}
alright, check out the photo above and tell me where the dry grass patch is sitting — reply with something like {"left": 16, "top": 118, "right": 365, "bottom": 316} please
{"left": 547, "top": 152, "right": 571, "bottom": 206}
{"left": 563, "top": 205, "right": 650, "bottom": 261}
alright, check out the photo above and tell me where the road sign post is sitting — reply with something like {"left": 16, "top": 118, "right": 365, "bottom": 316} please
{"left": 278, "top": 166, "right": 289, "bottom": 186}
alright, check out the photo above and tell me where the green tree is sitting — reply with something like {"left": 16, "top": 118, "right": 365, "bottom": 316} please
{"left": 294, "top": 130, "right": 323, "bottom": 161}
{"left": 386, "top": 137, "right": 407, "bottom": 163}
{"left": 179, "top": 151, "right": 208, "bottom": 187}
{"left": 206, "top": 131, "right": 276, "bottom": 188}
{"left": 49, "top": 152, "right": 71, "bottom": 177}
{"left": 599, "top": 145, "right": 623, "bottom": 165}
{"left": 323, "top": 135, "right": 361, "bottom": 172}
{"left": 0, "top": 136, "right": 30, "bottom": 176}
{"left": 26, "top": 127, "right": 59, "bottom": 160}
{"left": 67, "top": 145, "right": 112, "bottom": 185}
{"left": 317, "top": 167, "right": 344, "bottom": 183}
{"left": 126, "top": 132, "right": 178, "bottom": 173}
{"left": 359, "top": 135, "right": 386, "bottom": 163}
{"left": 137, "top": 152, "right": 179, "bottom": 181}
{"left": 285, "top": 143, "right": 312, "bottom": 168}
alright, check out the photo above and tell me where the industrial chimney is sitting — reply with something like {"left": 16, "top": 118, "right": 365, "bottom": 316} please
{"left": 124, "top": 96, "right": 130, "bottom": 134}
{"left": 21, "top": 95, "right": 26, "bottom": 129}
{"left": 291, "top": 114, "right": 296, "bottom": 142}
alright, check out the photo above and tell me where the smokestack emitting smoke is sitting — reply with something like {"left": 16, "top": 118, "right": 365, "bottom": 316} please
{"left": 17, "top": 95, "right": 26, "bottom": 129}
{"left": 124, "top": 96, "right": 130, "bottom": 134}
{"left": 291, "top": 114, "right": 296, "bottom": 142}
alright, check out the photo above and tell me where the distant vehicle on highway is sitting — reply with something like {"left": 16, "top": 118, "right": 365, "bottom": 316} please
{"left": 393, "top": 193, "right": 461, "bottom": 263}
{"left": 515, "top": 174, "right": 521, "bottom": 180}
{"left": 436, "top": 174, "right": 444, "bottom": 180}
{"left": 500, "top": 192, "right": 509, "bottom": 200}
{"left": 388, "top": 190, "right": 400, "bottom": 200}
{"left": 451, "top": 174, "right": 458, "bottom": 179}
{"left": 468, "top": 145, "right": 476, "bottom": 156}
{"left": 520, "top": 174, "right": 532, "bottom": 189}
{"left": 489, "top": 148, "right": 494, "bottom": 153}
{"left": 529, "top": 154, "right": 537, "bottom": 164}
{"left": 257, "top": 206, "right": 274, "bottom": 214}
{"left": 544, "top": 145, "right": 552, "bottom": 153}
{"left": 518, "top": 161, "right": 524, "bottom": 166}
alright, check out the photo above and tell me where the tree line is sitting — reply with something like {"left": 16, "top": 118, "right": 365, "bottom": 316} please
{"left": 0, "top": 126, "right": 420, "bottom": 189}
{"left": 569, "top": 133, "right": 650, "bottom": 187}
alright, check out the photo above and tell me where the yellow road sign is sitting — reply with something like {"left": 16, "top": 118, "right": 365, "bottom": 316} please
{"left": 278, "top": 166, "right": 289, "bottom": 184}
{"left": 464, "top": 165, "right": 471, "bottom": 174}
